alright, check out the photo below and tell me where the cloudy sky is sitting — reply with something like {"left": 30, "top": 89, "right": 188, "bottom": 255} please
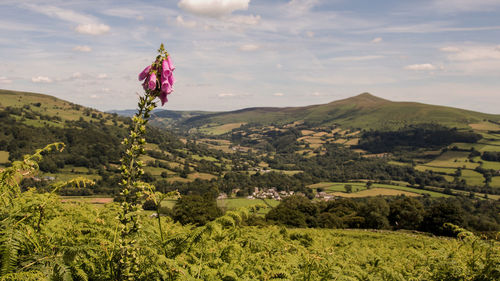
{"left": 1, "top": 0, "right": 500, "bottom": 113}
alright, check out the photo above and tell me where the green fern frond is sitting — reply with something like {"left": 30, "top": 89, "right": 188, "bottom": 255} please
{"left": 0, "top": 228, "right": 22, "bottom": 276}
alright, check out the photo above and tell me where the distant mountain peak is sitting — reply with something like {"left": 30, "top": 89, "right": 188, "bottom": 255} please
{"left": 329, "top": 92, "right": 390, "bottom": 108}
{"left": 350, "top": 92, "right": 388, "bottom": 101}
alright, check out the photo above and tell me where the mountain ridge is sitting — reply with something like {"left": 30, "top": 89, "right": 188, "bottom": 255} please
{"left": 3, "top": 89, "right": 499, "bottom": 131}
{"left": 177, "top": 92, "right": 500, "bottom": 130}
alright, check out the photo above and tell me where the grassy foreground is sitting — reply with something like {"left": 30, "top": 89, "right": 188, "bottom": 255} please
{"left": 3, "top": 195, "right": 499, "bottom": 281}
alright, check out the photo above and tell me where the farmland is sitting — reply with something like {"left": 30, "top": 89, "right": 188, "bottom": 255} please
{"left": 308, "top": 182, "right": 449, "bottom": 198}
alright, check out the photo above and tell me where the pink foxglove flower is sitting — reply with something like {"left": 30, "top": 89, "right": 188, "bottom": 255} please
{"left": 162, "top": 60, "right": 171, "bottom": 78}
{"left": 139, "top": 45, "right": 175, "bottom": 106}
{"left": 138, "top": 65, "right": 151, "bottom": 81}
{"left": 159, "top": 81, "right": 172, "bottom": 106}
{"left": 166, "top": 56, "right": 175, "bottom": 71}
{"left": 159, "top": 92, "right": 168, "bottom": 105}
{"left": 147, "top": 73, "right": 157, "bottom": 90}
{"left": 162, "top": 81, "right": 172, "bottom": 94}
{"left": 167, "top": 73, "right": 175, "bottom": 86}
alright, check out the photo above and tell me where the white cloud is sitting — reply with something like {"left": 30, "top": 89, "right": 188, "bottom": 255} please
{"left": 75, "top": 24, "right": 110, "bottom": 35}
{"left": 306, "top": 31, "right": 315, "bottom": 38}
{"left": 178, "top": 0, "right": 250, "bottom": 17}
{"left": 227, "top": 14, "right": 261, "bottom": 25}
{"left": 71, "top": 72, "right": 83, "bottom": 79}
{"left": 276, "top": 64, "right": 283, "bottom": 69}
{"left": 73, "top": 45, "right": 92, "bottom": 52}
{"left": 287, "top": 0, "right": 319, "bottom": 15}
{"left": 273, "top": 92, "right": 284, "bottom": 96}
{"left": 404, "top": 64, "right": 437, "bottom": 70}
{"left": 90, "top": 94, "right": 99, "bottom": 99}
{"left": 431, "top": 0, "right": 500, "bottom": 13}
{"left": 32, "top": 76, "right": 53, "bottom": 83}
{"left": 101, "top": 8, "right": 143, "bottom": 20}
{"left": 23, "top": 4, "right": 110, "bottom": 35}
{"left": 330, "top": 55, "right": 384, "bottom": 62}
{"left": 24, "top": 4, "right": 95, "bottom": 24}
{"left": 0, "top": 76, "right": 12, "bottom": 84}
{"left": 101, "top": 88, "right": 111, "bottom": 93}
{"left": 371, "top": 37, "right": 383, "bottom": 43}
{"left": 445, "top": 45, "right": 500, "bottom": 61}
{"left": 239, "top": 44, "right": 260, "bottom": 51}
{"left": 440, "top": 46, "right": 460, "bottom": 52}
{"left": 176, "top": 15, "right": 197, "bottom": 28}
{"left": 218, "top": 93, "right": 236, "bottom": 97}
{"left": 97, "top": 73, "right": 108, "bottom": 79}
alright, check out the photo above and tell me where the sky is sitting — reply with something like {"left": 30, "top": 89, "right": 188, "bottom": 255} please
{"left": 1, "top": 0, "right": 500, "bottom": 114}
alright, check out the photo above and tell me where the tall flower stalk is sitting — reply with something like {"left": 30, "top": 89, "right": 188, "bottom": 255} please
{"left": 115, "top": 43, "right": 175, "bottom": 280}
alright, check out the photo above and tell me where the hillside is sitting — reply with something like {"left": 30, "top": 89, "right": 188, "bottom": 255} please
{"left": 177, "top": 93, "right": 500, "bottom": 130}
{"left": 0, "top": 89, "right": 229, "bottom": 194}
{"left": 3, "top": 88, "right": 500, "bottom": 199}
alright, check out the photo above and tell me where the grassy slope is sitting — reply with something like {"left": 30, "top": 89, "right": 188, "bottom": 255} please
{"left": 0, "top": 89, "right": 123, "bottom": 126}
{"left": 182, "top": 92, "right": 500, "bottom": 130}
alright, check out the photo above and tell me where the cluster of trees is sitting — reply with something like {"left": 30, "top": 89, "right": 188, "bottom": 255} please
{"left": 153, "top": 171, "right": 311, "bottom": 198}
{"left": 160, "top": 192, "right": 500, "bottom": 238}
{"left": 356, "top": 124, "right": 482, "bottom": 153}
{"left": 265, "top": 195, "right": 500, "bottom": 237}
{"left": 481, "top": 151, "right": 500, "bottom": 162}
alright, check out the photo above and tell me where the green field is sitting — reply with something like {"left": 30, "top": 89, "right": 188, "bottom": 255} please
{"left": 388, "top": 160, "right": 411, "bottom": 166}
{"left": 476, "top": 158, "right": 500, "bottom": 170}
{"left": 190, "top": 154, "right": 218, "bottom": 162}
{"left": 491, "top": 177, "right": 500, "bottom": 189}
{"left": 144, "top": 166, "right": 175, "bottom": 176}
{"left": 199, "top": 122, "right": 246, "bottom": 135}
{"left": 217, "top": 198, "right": 279, "bottom": 215}
{"left": 425, "top": 151, "right": 479, "bottom": 169}
{"left": 0, "top": 151, "right": 9, "bottom": 164}
{"left": 415, "top": 165, "right": 457, "bottom": 174}
{"left": 478, "top": 144, "right": 500, "bottom": 152}
{"left": 309, "top": 182, "right": 448, "bottom": 197}
{"left": 41, "top": 172, "right": 101, "bottom": 182}
{"left": 461, "top": 169, "right": 485, "bottom": 186}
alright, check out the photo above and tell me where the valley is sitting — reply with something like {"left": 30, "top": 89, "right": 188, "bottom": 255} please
{"left": 2, "top": 88, "right": 500, "bottom": 280}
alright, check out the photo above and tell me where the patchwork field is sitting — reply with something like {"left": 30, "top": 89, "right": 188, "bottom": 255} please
{"left": 469, "top": 121, "right": 500, "bottom": 131}
{"left": 415, "top": 165, "right": 456, "bottom": 174}
{"left": 308, "top": 182, "right": 448, "bottom": 198}
{"left": 425, "top": 151, "right": 479, "bottom": 169}
{"left": 329, "top": 187, "right": 420, "bottom": 198}
{"left": 199, "top": 122, "right": 246, "bottom": 135}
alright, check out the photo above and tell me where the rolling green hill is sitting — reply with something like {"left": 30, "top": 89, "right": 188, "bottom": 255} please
{"left": 179, "top": 93, "right": 500, "bottom": 130}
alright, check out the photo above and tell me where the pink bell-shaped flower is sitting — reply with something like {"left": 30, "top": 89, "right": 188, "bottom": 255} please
{"left": 166, "top": 56, "right": 175, "bottom": 71}
{"left": 159, "top": 92, "right": 168, "bottom": 106}
{"left": 138, "top": 65, "right": 151, "bottom": 81}
{"left": 147, "top": 73, "right": 157, "bottom": 90}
